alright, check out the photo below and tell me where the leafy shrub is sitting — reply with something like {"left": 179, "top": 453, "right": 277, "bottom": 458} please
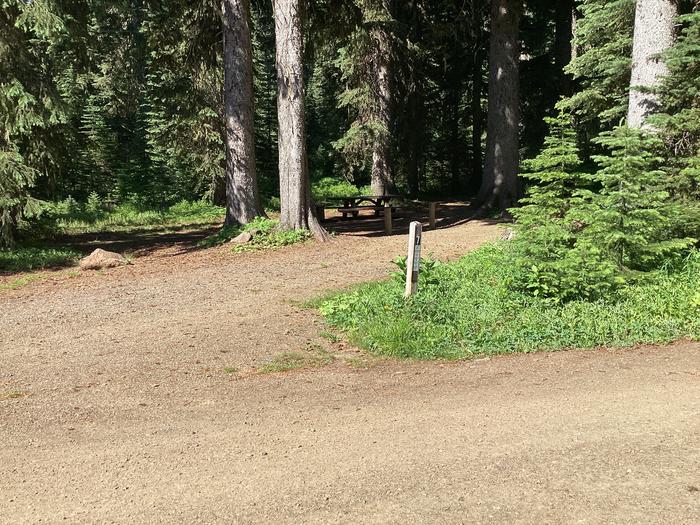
{"left": 197, "top": 224, "right": 241, "bottom": 248}
{"left": 311, "top": 177, "right": 365, "bottom": 202}
{"left": 233, "top": 217, "right": 311, "bottom": 252}
{"left": 262, "top": 195, "right": 281, "bottom": 212}
{"left": 390, "top": 255, "right": 442, "bottom": 287}
{"left": 318, "top": 244, "right": 700, "bottom": 359}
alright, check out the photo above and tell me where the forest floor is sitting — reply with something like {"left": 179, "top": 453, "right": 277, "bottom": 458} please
{"left": 1, "top": 206, "right": 699, "bottom": 523}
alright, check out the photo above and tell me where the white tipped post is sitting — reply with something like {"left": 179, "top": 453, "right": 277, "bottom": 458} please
{"left": 404, "top": 221, "right": 422, "bottom": 298}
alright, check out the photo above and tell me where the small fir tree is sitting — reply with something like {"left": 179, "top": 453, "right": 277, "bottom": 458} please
{"left": 585, "top": 125, "right": 696, "bottom": 271}
{"left": 0, "top": 150, "right": 40, "bottom": 248}
{"left": 511, "top": 111, "right": 620, "bottom": 302}
{"left": 563, "top": 0, "right": 635, "bottom": 127}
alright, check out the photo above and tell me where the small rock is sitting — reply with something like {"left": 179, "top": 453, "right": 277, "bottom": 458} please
{"left": 230, "top": 231, "right": 253, "bottom": 244}
{"left": 79, "top": 248, "right": 129, "bottom": 270}
{"left": 500, "top": 228, "right": 516, "bottom": 241}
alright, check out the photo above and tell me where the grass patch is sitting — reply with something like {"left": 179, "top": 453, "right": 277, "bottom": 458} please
{"left": 319, "top": 330, "right": 340, "bottom": 343}
{"left": 198, "top": 224, "right": 242, "bottom": 248}
{"left": 318, "top": 243, "right": 700, "bottom": 359}
{"left": 198, "top": 217, "right": 312, "bottom": 252}
{"left": 223, "top": 366, "right": 238, "bottom": 374}
{"left": 0, "top": 247, "right": 80, "bottom": 273}
{"left": 0, "top": 273, "right": 49, "bottom": 290}
{"left": 259, "top": 347, "right": 334, "bottom": 374}
{"left": 0, "top": 391, "right": 30, "bottom": 401}
{"left": 232, "top": 218, "right": 311, "bottom": 253}
{"left": 345, "top": 356, "right": 381, "bottom": 369}
{"left": 39, "top": 199, "right": 224, "bottom": 235}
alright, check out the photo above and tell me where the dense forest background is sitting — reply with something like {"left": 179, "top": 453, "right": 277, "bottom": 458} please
{"left": 1, "top": 0, "right": 699, "bottom": 248}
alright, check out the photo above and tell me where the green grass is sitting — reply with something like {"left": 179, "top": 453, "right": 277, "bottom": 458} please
{"left": 41, "top": 199, "right": 224, "bottom": 235}
{"left": 198, "top": 217, "right": 312, "bottom": 252}
{"left": 319, "top": 330, "right": 340, "bottom": 343}
{"left": 197, "top": 224, "right": 242, "bottom": 248}
{"left": 259, "top": 346, "right": 334, "bottom": 374}
{"left": 0, "top": 247, "right": 80, "bottom": 273}
{"left": 318, "top": 243, "right": 700, "bottom": 359}
{"left": 0, "top": 391, "right": 30, "bottom": 401}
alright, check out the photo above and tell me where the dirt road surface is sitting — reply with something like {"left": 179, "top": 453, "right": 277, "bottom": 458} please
{"left": 1, "top": 218, "right": 698, "bottom": 523}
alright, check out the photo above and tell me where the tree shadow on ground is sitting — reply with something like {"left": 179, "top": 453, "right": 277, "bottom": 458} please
{"left": 49, "top": 221, "right": 223, "bottom": 257}
{"left": 323, "top": 201, "right": 507, "bottom": 238}
{"left": 39, "top": 201, "right": 506, "bottom": 266}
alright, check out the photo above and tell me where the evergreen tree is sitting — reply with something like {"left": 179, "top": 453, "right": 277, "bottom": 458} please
{"left": 476, "top": 0, "right": 522, "bottom": 215}
{"left": 222, "top": 0, "right": 264, "bottom": 224}
{"left": 563, "top": 0, "right": 635, "bottom": 130}
{"left": 586, "top": 126, "right": 696, "bottom": 270}
{"left": 333, "top": 1, "right": 396, "bottom": 187}
{"left": 654, "top": 9, "right": 700, "bottom": 202}
{"left": 0, "top": 0, "right": 71, "bottom": 246}
{"left": 273, "top": 0, "right": 327, "bottom": 238}
{"left": 511, "top": 111, "right": 618, "bottom": 302}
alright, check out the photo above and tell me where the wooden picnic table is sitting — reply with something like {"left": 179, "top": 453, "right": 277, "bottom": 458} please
{"left": 323, "top": 194, "right": 402, "bottom": 219}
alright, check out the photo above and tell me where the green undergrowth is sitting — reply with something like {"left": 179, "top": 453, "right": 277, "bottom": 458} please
{"left": 311, "top": 177, "right": 370, "bottom": 203}
{"left": 0, "top": 247, "right": 80, "bottom": 273}
{"left": 318, "top": 243, "right": 700, "bottom": 359}
{"left": 198, "top": 217, "right": 311, "bottom": 252}
{"left": 37, "top": 198, "right": 224, "bottom": 235}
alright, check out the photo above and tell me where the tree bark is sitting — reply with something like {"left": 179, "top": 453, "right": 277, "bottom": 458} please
{"left": 222, "top": 0, "right": 264, "bottom": 225}
{"left": 273, "top": 0, "right": 327, "bottom": 239}
{"left": 370, "top": 0, "right": 394, "bottom": 195}
{"left": 627, "top": 0, "right": 678, "bottom": 128}
{"left": 476, "top": 0, "right": 521, "bottom": 215}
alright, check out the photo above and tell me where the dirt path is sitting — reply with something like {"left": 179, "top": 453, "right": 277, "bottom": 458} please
{"left": 1, "top": 220, "right": 698, "bottom": 523}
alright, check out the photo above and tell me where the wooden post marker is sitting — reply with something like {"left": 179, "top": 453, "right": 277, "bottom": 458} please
{"left": 404, "top": 221, "right": 422, "bottom": 298}
{"left": 384, "top": 201, "right": 392, "bottom": 235}
{"left": 428, "top": 202, "right": 437, "bottom": 229}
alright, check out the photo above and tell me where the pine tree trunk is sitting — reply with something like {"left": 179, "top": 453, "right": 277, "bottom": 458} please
{"left": 476, "top": 0, "right": 521, "bottom": 215}
{"left": 222, "top": 0, "right": 264, "bottom": 225}
{"left": 370, "top": 0, "right": 394, "bottom": 196}
{"left": 627, "top": 0, "right": 678, "bottom": 128}
{"left": 273, "top": 0, "right": 327, "bottom": 239}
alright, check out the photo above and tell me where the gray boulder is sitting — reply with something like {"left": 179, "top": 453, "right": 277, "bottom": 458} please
{"left": 230, "top": 231, "right": 253, "bottom": 244}
{"left": 79, "top": 248, "right": 129, "bottom": 270}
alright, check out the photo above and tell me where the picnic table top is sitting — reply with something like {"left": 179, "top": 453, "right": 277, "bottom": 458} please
{"left": 324, "top": 194, "right": 402, "bottom": 202}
